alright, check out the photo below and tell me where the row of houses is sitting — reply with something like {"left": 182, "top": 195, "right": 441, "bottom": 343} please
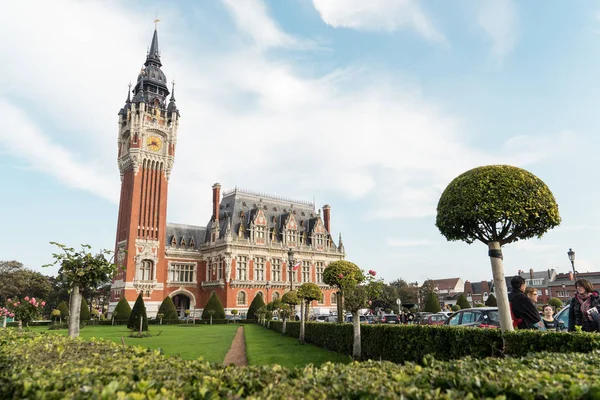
{"left": 426, "top": 268, "right": 600, "bottom": 308}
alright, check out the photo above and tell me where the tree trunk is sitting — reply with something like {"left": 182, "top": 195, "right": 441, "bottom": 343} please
{"left": 282, "top": 317, "right": 287, "bottom": 335}
{"left": 68, "top": 284, "right": 82, "bottom": 338}
{"left": 3, "top": 316, "right": 6, "bottom": 329}
{"left": 488, "top": 241, "right": 514, "bottom": 333}
{"left": 210, "top": 315, "right": 213, "bottom": 325}
{"left": 299, "top": 301, "right": 305, "bottom": 344}
{"left": 352, "top": 309, "right": 361, "bottom": 359}
{"left": 17, "top": 320, "right": 22, "bottom": 330}
{"left": 337, "top": 292, "right": 343, "bottom": 323}
{"left": 305, "top": 301, "right": 309, "bottom": 320}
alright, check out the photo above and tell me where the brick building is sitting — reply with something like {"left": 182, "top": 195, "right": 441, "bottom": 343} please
{"left": 109, "top": 29, "right": 344, "bottom": 317}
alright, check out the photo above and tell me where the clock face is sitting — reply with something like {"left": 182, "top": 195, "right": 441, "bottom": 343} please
{"left": 146, "top": 135, "right": 163, "bottom": 151}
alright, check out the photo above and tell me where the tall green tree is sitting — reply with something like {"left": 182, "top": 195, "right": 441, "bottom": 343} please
{"left": 456, "top": 294, "right": 471, "bottom": 310}
{"left": 297, "top": 283, "right": 322, "bottom": 344}
{"left": 44, "top": 243, "right": 120, "bottom": 338}
{"left": 113, "top": 298, "right": 131, "bottom": 322}
{"left": 127, "top": 293, "right": 148, "bottom": 331}
{"left": 201, "top": 293, "right": 225, "bottom": 320}
{"left": 323, "top": 260, "right": 364, "bottom": 319}
{"left": 57, "top": 301, "right": 70, "bottom": 321}
{"left": 485, "top": 294, "right": 498, "bottom": 307}
{"left": 436, "top": 165, "right": 560, "bottom": 332}
{"left": 423, "top": 292, "right": 441, "bottom": 313}
{"left": 0, "top": 261, "right": 52, "bottom": 307}
{"left": 158, "top": 296, "right": 178, "bottom": 320}
{"left": 246, "top": 293, "right": 265, "bottom": 320}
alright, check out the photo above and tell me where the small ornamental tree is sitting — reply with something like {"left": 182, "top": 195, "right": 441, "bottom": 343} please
{"left": 231, "top": 309, "right": 239, "bottom": 322}
{"left": 127, "top": 293, "right": 148, "bottom": 331}
{"left": 456, "top": 294, "right": 471, "bottom": 310}
{"left": 548, "top": 297, "right": 563, "bottom": 309}
{"left": 281, "top": 291, "right": 299, "bottom": 335}
{"left": 436, "top": 165, "right": 561, "bottom": 332}
{"left": 158, "top": 296, "right": 179, "bottom": 320}
{"left": 57, "top": 301, "right": 70, "bottom": 321}
{"left": 113, "top": 298, "right": 132, "bottom": 322}
{"left": 51, "top": 309, "right": 61, "bottom": 323}
{"left": 297, "top": 283, "right": 323, "bottom": 344}
{"left": 79, "top": 297, "right": 91, "bottom": 321}
{"left": 44, "top": 243, "right": 120, "bottom": 338}
{"left": 423, "top": 292, "right": 441, "bottom": 313}
{"left": 485, "top": 294, "right": 498, "bottom": 307}
{"left": 323, "top": 260, "right": 364, "bottom": 319}
{"left": 202, "top": 293, "right": 225, "bottom": 320}
{"left": 451, "top": 305, "right": 461, "bottom": 312}
{"left": 246, "top": 293, "right": 266, "bottom": 320}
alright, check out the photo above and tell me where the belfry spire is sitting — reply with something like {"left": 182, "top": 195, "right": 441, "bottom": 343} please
{"left": 146, "top": 28, "right": 161, "bottom": 67}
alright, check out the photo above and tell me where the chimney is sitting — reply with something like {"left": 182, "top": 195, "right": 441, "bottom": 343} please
{"left": 212, "top": 183, "right": 221, "bottom": 221}
{"left": 518, "top": 269, "right": 523, "bottom": 275}
{"left": 547, "top": 269, "right": 551, "bottom": 279}
{"left": 323, "top": 204, "right": 331, "bottom": 233}
{"left": 529, "top": 269, "right": 534, "bottom": 280}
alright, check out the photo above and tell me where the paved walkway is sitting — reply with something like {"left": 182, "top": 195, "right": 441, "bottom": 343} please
{"left": 223, "top": 326, "right": 248, "bottom": 366}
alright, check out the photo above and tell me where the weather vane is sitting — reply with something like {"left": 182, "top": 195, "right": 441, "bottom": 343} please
{"left": 154, "top": 12, "right": 160, "bottom": 29}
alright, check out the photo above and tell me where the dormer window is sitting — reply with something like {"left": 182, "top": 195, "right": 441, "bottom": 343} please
{"left": 189, "top": 237, "right": 195, "bottom": 249}
{"left": 179, "top": 237, "right": 186, "bottom": 247}
{"left": 170, "top": 235, "right": 177, "bottom": 247}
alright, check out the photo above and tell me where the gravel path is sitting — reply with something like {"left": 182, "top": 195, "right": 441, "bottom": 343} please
{"left": 223, "top": 326, "right": 248, "bottom": 366}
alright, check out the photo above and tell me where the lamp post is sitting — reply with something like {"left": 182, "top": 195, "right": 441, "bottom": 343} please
{"left": 567, "top": 248, "right": 577, "bottom": 281}
{"left": 562, "top": 283, "right": 566, "bottom": 301}
{"left": 266, "top": 281, "right": 271, "bottom": 303}
{"left": 287, "top": 248, "right": 294, "bottom": 292}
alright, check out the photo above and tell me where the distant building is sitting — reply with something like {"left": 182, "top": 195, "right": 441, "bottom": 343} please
{"left": 517, "top": 269, "right": 557, "bottom": 304}
{"left": 464, "top": 280, "right": 492, "bottom": 306}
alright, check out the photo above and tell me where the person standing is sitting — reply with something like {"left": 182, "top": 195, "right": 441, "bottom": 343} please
{"left": 568, "top": 279, "right": 600, "bottom": 333}
{"left": 541, "top": 304, "right": 559, "bottom": 331}
{"left": 508, "top": 275, "right": 542, "bottom": 329}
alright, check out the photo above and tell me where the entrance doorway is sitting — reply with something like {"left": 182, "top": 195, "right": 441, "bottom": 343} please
{"left": 172, "top": 294, "right": 191, "bottom": 319}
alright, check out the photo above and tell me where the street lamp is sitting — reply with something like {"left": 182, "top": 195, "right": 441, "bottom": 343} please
{"left": 562, "top": 283, "right": 566, "bottom": 300}
{"left": 567, "top": 248, "right": 576, "bottom": 281}
{"left": 287, "top": 248, "right": 294, "bottom": 292}
{"left": 265, "top": 281, "right": 271, "bottom": 303}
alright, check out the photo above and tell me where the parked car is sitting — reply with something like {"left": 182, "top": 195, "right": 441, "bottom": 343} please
{"left": 444, "top": 307, "right": 500, "bottom": 328}
{"left": 555, "top": 305, "right": 569, "bottom": 332}
{"left": 325, "top": 315, "right": 339, "bottom": 323}
{"left": 310, "top": 315, "right": 330, "bottom": 323}
{"left": 419, "top": 313, "right": 448, "bottom": 325}
{"left": 346, "top": 315, "right": 369, "bottom": 324}
{"left": 412, "top": 312, "right": 432, "bottom": 325}
{"left": 380, "top": 314, "right": 400, "bottom": 324}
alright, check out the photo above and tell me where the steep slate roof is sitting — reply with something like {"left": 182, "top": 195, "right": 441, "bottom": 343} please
{"left": 166, "top": 223, "right": 206, "bottom": 251}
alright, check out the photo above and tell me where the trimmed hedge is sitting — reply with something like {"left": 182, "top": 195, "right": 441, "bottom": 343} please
{"left": 201, "top": 292, "right": 225, "bottom": 320}
{"left": 3, "top": 329, "right": 600, "bottom": 398}
{"left": 5, "top": 321, "right": 52, "bottom": 328}
{"left": 270, "top": 321, "right": 600, "bottom": 363}
{"left": 157, "top": 296, "right": 179, "bottom": 320}
{"left": 127, "top": 293, "right": 148, "bottom": 331}
{"left": 113, "top": 298, "right": 131, "bottom": 322}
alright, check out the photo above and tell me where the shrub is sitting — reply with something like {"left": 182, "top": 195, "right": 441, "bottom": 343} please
{"left": 548, "top": 297, "right": 563, "bottom": 309}
{"left": 451, "top": 305, "right": 461, "bottom": 311}
{"left": 423, "top": 292, "right": 441, "bottom": 313}
{"left": 113, "top": 298, "right": 131, "bottom": 322}
{"left": 456, "top": 294, "right": 471, "bottom": 309}
{"left": 246, "top": 293, "right": 265, "bottom": 320}
{"left": 127, "top": 293, "right": 148, "bottom": 331}
{"left": 201, "top": 293, "right": 225, "bottom": 320}
{"left": 79, "top": 298, "right": 91, "bottom": 321}
{"left": 57, "top": 301, "right": 70, "bottom": 320}
{"left": 157, "top": 296, "right": 178, "bottom": 320}
{"left": 485, "top": 294, "right": 497, "bottom": 307}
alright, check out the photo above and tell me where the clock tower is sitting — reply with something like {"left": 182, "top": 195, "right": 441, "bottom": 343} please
{"left": 110, "top": 28, "right": 180, "bottom": 313}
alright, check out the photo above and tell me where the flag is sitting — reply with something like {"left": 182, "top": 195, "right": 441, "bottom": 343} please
{"left": 292, "top": 261, "right": 301, "bottom": 271}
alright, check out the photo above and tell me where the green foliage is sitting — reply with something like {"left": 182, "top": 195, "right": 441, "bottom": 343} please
{"left": 57, "top": 301, "right": 70, "bottom": 319}
{"left": 475, "top": 303, "right": 485, "bottom": 307}
{"left": 4, "top": 296, "right": 44, "bottom": 325}
{"left": 157, "top": 296, "right": 179, "bottom": 320}
{"left": 548, "top": 297, "right": 563, "bottom": 309}
{"left": 246, "top": 293, "right": 266, "bottom": 320}
{"left": 113, "top": 298, "right": 131, "bottom": 321}
{"left": 201, "top": 292, "right": 225, "bottom": 320}
{"left": 456, "top": 294, "right": 471, "bottom": 310}
{"left": 231, "top": 309, "right": 239, "bottom": 316}
{"left": 0, "top": 261, "right": 52, "bottom": 307}
{"left": 423, "top": 292, "right": 441, "bottom": 313}
{"left": 127, "top": 293, "right": 148, "bottom": 331}
{"left": 323, "top": 260, "right": 364, "bottom": 290}
{"left": 485, "top": 293, "right": 497, "bottom": 307}
{"left": 79, "top": 297, "right": 91, "bottom": 321}
{"left": 297, "top": 283, "right": 322, "bottom": 303}
{"left": 436, "top": 165, "right": 561, "bottom": 245}
{"left": 281, "top": 291, "right": 299, "bottom": 306}
{"left": 451, "top": 305, "right": 461, "bottom": 311}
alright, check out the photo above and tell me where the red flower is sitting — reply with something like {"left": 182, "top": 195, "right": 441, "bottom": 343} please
{"left": 368, "top": 270, "right": 376, "bottom": 276}
{"left": 24, "top": 296, "right": 30, "bottom": 301}
{"left": 338, "top": 274, "right": 344, "bottom": 279}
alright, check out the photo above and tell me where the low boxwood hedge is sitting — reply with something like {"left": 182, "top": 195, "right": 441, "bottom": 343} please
{"left": 2, "top": 329, "right": 600, "bottom": 399}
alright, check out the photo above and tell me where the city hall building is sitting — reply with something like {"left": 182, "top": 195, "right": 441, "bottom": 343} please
{"left": 109, "top": 29, "right": 345, "bottom": 317}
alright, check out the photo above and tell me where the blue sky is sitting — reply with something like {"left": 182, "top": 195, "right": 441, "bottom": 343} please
{"left": 1, "top": 0, "right": 599, "bottom": 284}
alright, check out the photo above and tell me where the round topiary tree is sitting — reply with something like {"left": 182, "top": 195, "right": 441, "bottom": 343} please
{"left": 127, "top": 293, "right": 148, "bottom": 332}
{"left": 548, "top": 297, "right": 563, "bottom": 309}
{"left": 323, "top": 260, "right": 364, "bottom": 320}
{"left": 246, "top": 293, "right": 265, "bottom": 320}
{"left": 281, "top": 291, "right": 299, "bottom": 335}
{"left": 297, "top": 283, "right": 323, "bottom": 344}
{"left": 451, "top": 304, "right": 461, "bottom": 312}
{"left": 436, "top": 165, "right": 561, "bottom": 332}
{"left": 201, "top": 292, "right": 225, "bottom": 320}
{"left": 456, "top": 294, "right": 471, "bottom": 310}
{"left": 113, "top": 298, "right": 131, "bottom": 322}
{"left": 485, "top": 293, "right": 498, "bottom": 307}
{"left": 157, "top": 296, "right": 179, "bottom": 320}
{"left": 57, "top": 301, "right": 70, "bottom": 321}
{"left": 423, "top": 292, "right": 441, "bottom": 313}
{"left": 79, "top": 297, "right": 91, "bottom": 321}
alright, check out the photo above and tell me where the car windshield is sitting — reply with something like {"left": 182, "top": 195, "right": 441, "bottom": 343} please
{"left": 487, "top": 311, "right": 500, "bottom": 322}
{"left": 386, "top": 315, "right": 398, "bottom": 320}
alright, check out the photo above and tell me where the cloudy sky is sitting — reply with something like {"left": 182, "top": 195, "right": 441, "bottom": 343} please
{"left": 1, "top": 0, "right": 599, "bottom": 284}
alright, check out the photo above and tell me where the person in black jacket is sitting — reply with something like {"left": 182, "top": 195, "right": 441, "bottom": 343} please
{"left": 508, "top": 275, "right": 541, "bottom": 329}
{"left": 568, "top": 279, "right": 600, "bottom": 332}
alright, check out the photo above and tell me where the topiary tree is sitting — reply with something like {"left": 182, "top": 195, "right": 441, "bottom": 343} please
{"left": 51, "top": 309, "right": 62, "bottom": 323}
{"left": 451, "top": 304, "right": 461, "bottom": 312}
{"left": 475, "top": 303, "right": 485, "bottom": 307}
{"left": 423, "top": 292, "right": 441, "bottom": 313}
{"left": 57, "top": 301, "right": 70, "bottom": 321}
{"left": 79, "top": 297, "right": 91, "bottom": 321}
{"left": 456, "top": 294, "right": 471, "bottom": 310}
{"left": 548, "top": 297, "right": 563, "bottom": 309}
{"left": 323, "top": 260, "right": 364, "bottom": 320}
{"left": 157, "top": 296, "right": 178, "bottom": 320}
{"left": 297, "top": 283, "right": 323, "bottom": 344}
{"left": 246, "top": 293, "right": 265, "bottom": 320}
{"left": 231, "top": 309, "right": 239, "bottom": 322}
{"left": 485, "top": 293, "right": 498, "bottom": 307}
{"left": 281, "top": 291, "right": 299, "bottom": 335}
{"left": 436, "top": 165, "right": 561, "bottom": 332}
{"left": 127, "top": 293, "right": 148, "bottom": 332}
{"left": 201, "top": 292, "right": 225, "bottom": 320}
{"left": 113, "top": 298, "right": 131, "bottom": 322}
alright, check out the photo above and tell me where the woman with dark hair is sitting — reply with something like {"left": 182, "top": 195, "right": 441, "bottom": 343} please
{"left": 541, "top": 304, "right": 559, "bottom": 331}
{"left": 568, "top": 278, "right": 600, "bottom": 332}
{"left": 508, "top": 275, "right": 541, "bottom": 329}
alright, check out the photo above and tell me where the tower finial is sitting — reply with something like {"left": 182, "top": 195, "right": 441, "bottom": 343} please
{"left": 126, "top": 81, "right": 132, "bottom": 103}
{"left": 170, "top": 79, "right": 176, "bottom": 102}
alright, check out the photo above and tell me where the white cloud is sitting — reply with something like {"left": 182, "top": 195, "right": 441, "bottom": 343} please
{"left": 473, "top": 0, "right": 519, "bottom": 61}
{"left": 386, "top": 239, "right": 433, "bottom": 247}
{"left": 312, "top": 0, "right": 446, "bottom": 43}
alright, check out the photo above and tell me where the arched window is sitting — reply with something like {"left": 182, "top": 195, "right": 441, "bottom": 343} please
{"left": 237, "top": 291, "right": 246, "bottom": 305}
{"left": 272, "top": 291, "right": 280, "bottom": 300}
{"left": 140, "top": 260, "right": 153, "bottom": 281}
{"left": 256, "top": 291, "right": 264, "bottom": 298}
{"left": 330, "top": 292, "right": 337, "bottom": 304}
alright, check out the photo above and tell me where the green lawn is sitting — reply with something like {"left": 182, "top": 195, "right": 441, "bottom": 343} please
{"left": 29, "top": 324, "right": 238, "bottom": 363}
{"left": 244, "top": 324, "right": 352, "bottom": 369}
